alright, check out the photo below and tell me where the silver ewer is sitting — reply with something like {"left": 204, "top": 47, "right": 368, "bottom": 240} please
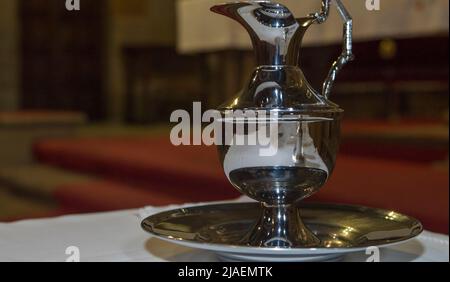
{"left": 212, "top": 0, "right": 354, "bottom": 248}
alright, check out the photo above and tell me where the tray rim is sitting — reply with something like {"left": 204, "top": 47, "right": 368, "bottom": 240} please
{"left": 141, "top": 202, "right": 423, "bottom": 255}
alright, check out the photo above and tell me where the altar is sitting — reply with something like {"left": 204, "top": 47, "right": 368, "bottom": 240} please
{"left": 0, "top": 199, "right": 448, "bottom": 262}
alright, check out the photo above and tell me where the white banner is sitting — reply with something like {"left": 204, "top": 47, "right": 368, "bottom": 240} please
{"left": 176, "top": 0, "right": 449, "bottom": 53}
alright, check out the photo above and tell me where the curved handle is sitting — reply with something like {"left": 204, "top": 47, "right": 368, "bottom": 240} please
{"left": 310, "top": 0, "right": 354, "bottom": 98}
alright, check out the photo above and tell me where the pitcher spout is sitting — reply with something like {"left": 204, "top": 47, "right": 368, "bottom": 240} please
{"left": 211, "top": 1, "right": 313, "bottom": 67}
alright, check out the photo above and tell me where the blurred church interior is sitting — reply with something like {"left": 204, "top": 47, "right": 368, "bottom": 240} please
{"left": 0, "top": 0, "right": 448, "bottom": 234}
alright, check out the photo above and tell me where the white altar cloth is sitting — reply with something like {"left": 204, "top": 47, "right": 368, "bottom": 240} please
{"left": 0, "top": 198, "right": 448, "bottom": 262}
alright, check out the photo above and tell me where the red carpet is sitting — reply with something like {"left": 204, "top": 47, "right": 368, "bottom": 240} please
{"left": 33, "top": 136, "right": 449, "bottom": 233}
{"left": 340, "top": 120, "right": 448, "bottom": 163}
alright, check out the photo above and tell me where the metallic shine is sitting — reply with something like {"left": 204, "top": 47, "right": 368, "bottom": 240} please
{"left": 211, "top": 0, "right": 354, "bottom": 104}
{"left": 141, "top": 202, "right": 423, "bottom": 262}
{"left": 208, "top": 0, "right": 356, "bottom": 248}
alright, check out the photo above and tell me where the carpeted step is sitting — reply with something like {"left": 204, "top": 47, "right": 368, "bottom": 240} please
{"left": 33, "top": 137, "right": 240, "bottom": 199}
{"left": 0, "top": 164, "right": 239, "bottom": 220}
{"left": 0, "top": 111, "right": 86, "bottom": 165}
{"left": 54, "top": 179, "right": 238, "bottom": 213}
{"left": 310, "top": 156, "right": 449, "bottom": 234}
{"left": 33, "top": 136, "right": 448, "bottom": 233}
{"left": 0, "top": 164, "right": 94, "bottom": 220}
{"left": 0, "top": 186, "right": 60, "bottom": 222}
{"left": 340, "top": 120, "right": 448, "bottom": 163}
{"left": 0, "top": 164, "right": 92, "bottom": 201}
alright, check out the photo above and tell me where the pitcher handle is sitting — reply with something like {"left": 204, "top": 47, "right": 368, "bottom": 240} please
{"left": 310, "top": 0, "right": 354, "bottom": 98}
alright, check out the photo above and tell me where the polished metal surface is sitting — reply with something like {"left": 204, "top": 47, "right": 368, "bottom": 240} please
{"left": 141, "top": 202, "right": 423, "bottom": 262}
{"left": 210, "top": 0, "right": 355, "bottom": 248}
{"left": 211, "top": 0, "right": 353, "bottom": 113}
{"left": 318, "top": 0, "right": 354, "bottom": 98}
{"left": 211, "top": 1, "right": 311, "bottom": 67}
{"left": 217, "top": 118, "right": 342, "bottom": 246}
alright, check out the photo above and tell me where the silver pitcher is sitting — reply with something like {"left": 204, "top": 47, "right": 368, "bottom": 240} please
{"left": 213, "top": 0, "right": 354, "bottom": 247}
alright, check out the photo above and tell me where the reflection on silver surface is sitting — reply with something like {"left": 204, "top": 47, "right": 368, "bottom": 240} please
{"left": 211, "top": 0, "right": 354, "bottom": 99}
{"left": 209, "top": 0, "right": 355, "bottom": 247}
{"left": 141, "top": 203, "right": 423, "bottom": 262}
{"left": 220, "top": 118, "right": 340, "bottom": 205}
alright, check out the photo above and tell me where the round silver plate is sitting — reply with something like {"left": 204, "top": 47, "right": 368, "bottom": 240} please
{"left": 141, "top": 202, "right": 423, "bottom": 262}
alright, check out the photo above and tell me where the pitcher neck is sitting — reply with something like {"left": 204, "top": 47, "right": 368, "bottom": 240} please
{"left": 211, "top": 2, "right": 315, "bottom": 67}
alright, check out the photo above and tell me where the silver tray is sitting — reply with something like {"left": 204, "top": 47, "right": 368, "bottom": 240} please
{"left": 141, "top": 202, "right": 423, "bottom": 262}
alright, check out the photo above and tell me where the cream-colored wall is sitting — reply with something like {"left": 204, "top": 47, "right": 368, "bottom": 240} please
{"left": 105, "top": 0, "right": 176, "bottom": 122}
{"left": 0, "top": 0, "right": 19, "bottom": 111}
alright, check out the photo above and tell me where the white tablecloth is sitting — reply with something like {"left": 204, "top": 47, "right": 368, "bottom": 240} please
{"left": 0, "top": 199, "right": 448, "bottom": 262}
{"left": 177, "top": 0, "right": 449, "bottom": 53}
